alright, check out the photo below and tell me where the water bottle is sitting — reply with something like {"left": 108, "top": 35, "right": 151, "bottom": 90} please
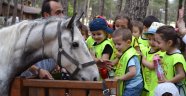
{"left": 153, "top": 55, "right": 164, "bottom": 80}
{"left": 109, "top": 69, "right": 115, "bottom": 79}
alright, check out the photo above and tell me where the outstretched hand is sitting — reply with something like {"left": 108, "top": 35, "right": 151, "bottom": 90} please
{"left": 97, "top": 59, "right": 113, "bottom": 71}
{"left": 38, "top": 69, "right": 54, "bottom": 80}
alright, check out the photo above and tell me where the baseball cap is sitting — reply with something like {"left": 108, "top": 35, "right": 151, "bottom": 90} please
{"left": 144, "top": 22, "right": 164, "bottom": 35}
{"left": 154, "top": 82, "right": 180, "bottom": 96}
{"left": 89, "top": 18, "right": 113, "bottom": 34}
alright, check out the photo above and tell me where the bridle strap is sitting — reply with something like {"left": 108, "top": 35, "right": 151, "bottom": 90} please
{"left": 57, "top": 20, "right": 63, "bottom": 68}
{"left": 59, "top": 49, "right": 96, "bottom": 78}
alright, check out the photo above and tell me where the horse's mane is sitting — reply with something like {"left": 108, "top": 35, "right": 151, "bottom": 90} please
{"left": 0, "top": 21, "right": 30, "bottom": 66}
{"left": 0, "top": 17, "right": 65, "bottom": 66}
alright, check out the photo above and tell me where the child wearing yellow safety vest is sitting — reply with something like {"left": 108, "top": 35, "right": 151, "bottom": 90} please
{"left": 155, "top": 26, "right": 186, "bottom": 96}
{"left": 141, "top": 22, "right": 165, "bottom": 96}
{"left": 139, "top": 16, "right": 160, "bottom": 48}
{"left": 112, "top": 28, "right": 143, "bottom": 96}
{"left": 89, "top": 18, "right": 116, "bottom": 79}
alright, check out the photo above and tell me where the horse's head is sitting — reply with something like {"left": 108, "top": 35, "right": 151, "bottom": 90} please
{"left": 21, "top": 16, "right": 100, "bottom": 81}
{"left": 51, "top": 15, "right": 99, "bottom": 80}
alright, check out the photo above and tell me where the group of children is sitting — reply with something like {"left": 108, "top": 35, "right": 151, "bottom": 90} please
{"left": 79, "top": 14, "right": 186, "bottom": 96}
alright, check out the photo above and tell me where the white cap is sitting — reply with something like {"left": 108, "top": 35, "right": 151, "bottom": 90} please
{"left": 144, "top": 22, "right": 165, "bottom": 34}
{"left": 154, "top": 82, "right": 180, "bottom": 96}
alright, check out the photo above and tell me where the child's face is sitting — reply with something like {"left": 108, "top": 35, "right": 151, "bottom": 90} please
{"left": 113, "top": 36, "right": 130, "bottom": 53}
{"left": 91, "top": 30, "right": 107, "bottom": 44}
{"left": 115, "top": 18, "right": 128, "bottom": 30}
{"left": 132, "top": 26, "right": 141, "bottom": 38}
{"left": 155, "top": 33, "right": 168, "bottom": 51}
{"left": 146, "top": 34, "right": 159, "bottom": 50}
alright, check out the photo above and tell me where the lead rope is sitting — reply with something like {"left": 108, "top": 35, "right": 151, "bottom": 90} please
{"left": 102, "top": 80, "right": 110, "bottom": 96}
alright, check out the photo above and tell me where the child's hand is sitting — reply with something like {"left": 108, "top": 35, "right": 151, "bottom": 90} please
{"left": 102, "top": 60, "right": 112, "bottom": 64}
{"left": 158, "top": 75, "right": 168, "bottom": 83}
{"left": 114, "top": 76, "right": 121, "bottom": 81}
{"left": 98, "top": 59, "right": 113, "bottom": 71}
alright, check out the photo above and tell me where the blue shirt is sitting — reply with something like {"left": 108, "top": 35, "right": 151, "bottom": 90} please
{"left": 21, "top": 59, "right": 56, "bottom": 77}
{"left": 125, "top": 56, "right": 143, "bottom": 88}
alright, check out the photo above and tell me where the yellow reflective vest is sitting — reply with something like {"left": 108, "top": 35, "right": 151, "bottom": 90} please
{"left": 115, "top": 47, "right": 139, "bottom": 96}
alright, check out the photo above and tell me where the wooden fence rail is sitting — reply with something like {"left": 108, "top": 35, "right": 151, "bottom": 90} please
{"left": 11, "top": 77, "right": 120, "bottom": 96}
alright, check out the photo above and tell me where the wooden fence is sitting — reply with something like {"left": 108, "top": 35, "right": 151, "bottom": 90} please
{"left": 10, "top": 77, "right": 120, "bottom": 96}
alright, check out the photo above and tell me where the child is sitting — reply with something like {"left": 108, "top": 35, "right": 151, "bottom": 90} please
{"left": 139, "top": 16, "right": 160, "bottom": 48}
{"left": 155, "top": 26, "right": 186, "bottom": 96}
{"left": 86, "top": 16, "right": 111, "bottom": 50}
{"left": 89, "top": 18, "right": 116, "bottom": 79}
{"left": 112, "top": 28, "right": 143, "bottom": 96}
{"left": 132, "top": 20, "right": 143, "bottom": 39}
{"left": 141, "top": 22, "right": 165, "bottom": 96}
{"left": 131, "top": 20, "right": 143, "bottom": 51}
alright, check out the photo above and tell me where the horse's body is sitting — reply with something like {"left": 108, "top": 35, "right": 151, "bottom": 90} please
{"left": 0, "top": 17, "right": 99, "bottom": 96}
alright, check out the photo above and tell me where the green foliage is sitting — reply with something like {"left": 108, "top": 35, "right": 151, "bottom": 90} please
{"left": 68, "top": 2, "right": 73, "bottom": 17}
{"left": 148, "top": 0, "right": 178, "bottom": 24}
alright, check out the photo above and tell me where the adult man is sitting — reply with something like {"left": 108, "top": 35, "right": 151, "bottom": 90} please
{"left": 21, "top": 0, "right": 64, "bottom": 79}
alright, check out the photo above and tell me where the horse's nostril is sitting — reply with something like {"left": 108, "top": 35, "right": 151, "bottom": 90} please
{"left": 93, "top": 77, "right": 97, "bottom": 81}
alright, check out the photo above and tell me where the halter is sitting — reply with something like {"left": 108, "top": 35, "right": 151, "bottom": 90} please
{"left": 57, "top": 20, "right": 96, "bottom": 79}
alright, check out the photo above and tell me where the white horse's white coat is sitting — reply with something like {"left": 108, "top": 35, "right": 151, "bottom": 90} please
{"left": 0, "top": 17, "right": 99, "bottom": 96}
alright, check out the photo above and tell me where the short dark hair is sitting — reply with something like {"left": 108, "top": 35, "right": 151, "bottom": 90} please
{"left": 41, "top": 0, "right": 59, "bottom": 17}
{"left": 143, "top": 15, "right": 160, "bottom": 28}
{"left": 113, "top": 28, "right": 132, "bottom": 41}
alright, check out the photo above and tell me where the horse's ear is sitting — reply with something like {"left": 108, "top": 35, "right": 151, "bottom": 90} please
{"left": 77, "top": 12, "right": 84, "bottom": 22}
{"left": 76, "top": 12, "right": 84, "bottom": 26}
{"left": 67, "top": 13, "right": 77, "bottom": 29}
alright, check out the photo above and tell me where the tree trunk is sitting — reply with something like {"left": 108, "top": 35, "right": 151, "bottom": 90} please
{"left": 164, "top": 0, "right": 168, "bottom": 24}
{"left": 73, "top": 0, "right": 77, "bottom": 14}
{"left": 12, "top": 0, "right": 18, "bottom": 25}
{"left": 61, "top": 0, "right": 68, "bottom": 16}
{"left": 99, "top": 0, "right": 104, "bottom": 16}
{"left": 116, "top": 0, "right": 123, "bottom": 14}
{"left": 0, "top": 0, "right": 2, "bottom": 16}
{"left": 83, "top": 0, "right": 89, "bottom": 24}
{"left": 122, "top": 0, "right": 149, "bottom": 21}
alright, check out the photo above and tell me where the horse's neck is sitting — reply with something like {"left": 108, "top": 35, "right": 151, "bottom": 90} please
{"left": 0, "top": 21, "right": 29, "bottom": 69}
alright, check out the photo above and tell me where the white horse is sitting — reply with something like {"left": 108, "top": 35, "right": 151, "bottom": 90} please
{"left": 0, "top": 15, "right": 99, "bottom": 96}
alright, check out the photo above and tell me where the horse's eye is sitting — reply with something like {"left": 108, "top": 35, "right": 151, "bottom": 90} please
{"left": 72, "top": 42, "right": 79, "bottom": 48}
